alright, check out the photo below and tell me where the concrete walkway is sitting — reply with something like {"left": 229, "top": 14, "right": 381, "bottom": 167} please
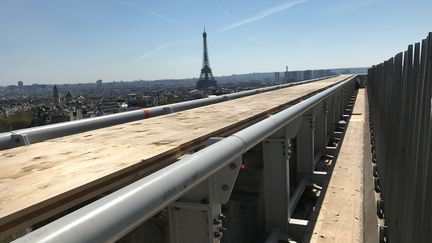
{"left": 310, "top": 89, "right": 378, "bottom": 242}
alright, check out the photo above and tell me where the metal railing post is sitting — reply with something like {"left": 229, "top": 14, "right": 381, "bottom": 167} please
{"left": 314, "top": 102, "right": 328, "bottom": 154}
{"left": 296, "top": 112, "right": 315, "bottom": 181}
{"left": 262, "top": 117, "right": 302, "bottom": 235}
{"left": 168, "top": 137, "right": 242, "bottom": 243}
{"left": 263, "top": 127, "right": 291, "bottom": 234}
{"left": 327, "top": 97, "right": 336, "bottom": 138}
{"left": 334, "top": 94, "right": 341, "bottom": 127}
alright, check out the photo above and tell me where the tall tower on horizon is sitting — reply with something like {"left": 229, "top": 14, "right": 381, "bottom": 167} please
{"left": 196, "top": 28, "right": 217, "bottom": 90}
{"left": 53, "top": 85, "right": 59, "bottom": 104}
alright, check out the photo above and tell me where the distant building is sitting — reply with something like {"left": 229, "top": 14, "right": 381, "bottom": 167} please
{"left": 196, "top": 29, "right": 218, "bottom": 90}
{"left": 96, "top": 79, "right": 103, "bottom": 88}
{"left": 284, "top": 66, "right": 289, "bottom": 80}
{"left": 292, "top": 71, "right": 303, "bottom": 81}
{"left": 65, "top": 91, "right": 73, "bottom": 103}
{"left": 69, "top": 108, "right": 83, "bottom": 121}
{"left": 53, "top": 85, "right": 59, "bottom": 104}
{"left": 49, "top": 113, "right": 68, "bottom": 124}
{"left": 303, "top": 70, "right": 312, "bottom": 80}
{"left": 97, "top": 102, "right": 123, "bottom": 115}
{"left": 17, "top": 81, "right": 23, "bottom": 87}
{"left": 190, "top": 89, "right": 206, "bottom": 99}
{"left": 312, "top": 69, "right": 326, "bottom": 79}
{"left": 342, "top": 68, "right": 351, "bottom": 74}
{"left": 274, "top": 72, "right": 280, "bottom": 83}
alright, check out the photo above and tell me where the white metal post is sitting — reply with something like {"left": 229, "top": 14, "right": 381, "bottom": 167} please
{"left": 314, "top": 102, "right": 328, "bottom": 154}
{"left": 327, "top": 97, "right": 336, "bottom": 138}
{"left": 168, "top": 138, "right": 242, "bottom": 243}
{"left": 296, "top": 113, "right": 315, "bottom": 181}
{"left": 263, "top": 127, "right": 291, "bottom": 234}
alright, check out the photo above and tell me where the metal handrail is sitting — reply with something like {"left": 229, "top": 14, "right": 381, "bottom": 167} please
{"left": 0, "top": 75, "right": 337, "bottom": 150}
{"left": 13, "top": 75, "right": 356, "bottom": 243}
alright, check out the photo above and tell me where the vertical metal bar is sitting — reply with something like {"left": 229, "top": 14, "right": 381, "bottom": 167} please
{"left": 368, "top": 32, "right": 432, "bottom": 242}
{"left": 296, "top": 113, "right": 315, "bottom": 181}
{"left": 327, "top": 97, "right": 336, "bottom": 138}
{"left": 400, "top": 45, "right": 415, "bottom": 243}
{"left": 314, "top": 102, "right": 328, "bottom": 153}
{"left": 419, "top": 32, "right": 432, "bottom": 243}
{"left": 386, "top": 52, "right": 403, "bottom": 239}
{"left": 404, "top": 42, "right": 420, "bottom": 243}
{"left": 413, "top": 36, "right": 430, "bottom": 243}
{"left": 263, "top": 127, "right": 291, "bottom": 233}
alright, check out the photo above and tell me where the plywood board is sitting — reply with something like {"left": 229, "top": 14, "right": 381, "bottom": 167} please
{"left": 0, "top": 75, "right": 351, "bottom": 236}
{"left": 310, "top": 88, "right": 365, "bottom": 243}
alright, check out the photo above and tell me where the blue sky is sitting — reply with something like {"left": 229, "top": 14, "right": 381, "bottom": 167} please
{"left": 0, "top": 0, "right": 431, "bottom": 85}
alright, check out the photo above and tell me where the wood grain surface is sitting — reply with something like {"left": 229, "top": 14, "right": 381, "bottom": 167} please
{"left": 0, "top": 75, "right": 351, "bottom": 237}
{"left": 310, "top": 88, "right": 365, "bottom": 243}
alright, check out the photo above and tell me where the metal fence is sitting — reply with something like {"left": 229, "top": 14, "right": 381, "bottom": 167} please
{"left": 367, "top": 32, "right": 432, "bottom": 242}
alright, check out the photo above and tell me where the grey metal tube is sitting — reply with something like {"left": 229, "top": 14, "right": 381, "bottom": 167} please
{"left": 14, "top": 136, "right": 245, "bottom": 243}
{"left": 234, "top": 76, "right": 356, "bottom": 151}
{"left": 288, "top": 178, "right": 309, "bottom": 217}
{"left": 0, "top": 75, "right": 337, "bottom": 150}
{"left": 6, "top": 109, "right": 150, "bottom": 145}
{"left": 13, "top": 75, "right": 354, "bottom": 243}
{"left": 0, "top": 133, "right": 11, "bottom": 147}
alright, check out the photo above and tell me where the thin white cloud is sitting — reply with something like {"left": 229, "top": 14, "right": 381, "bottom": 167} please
{"left": 218, "top": 0, "right": 307, "bottom": 33}
{"left": 221, "top": 8, "right": 230, "bottom": 16}
{"left": 145, "top": 11, "right": 198, "bottom": 32}
{"left": 115, "top": 0, "right": 198, "bottom": 32}
{"left": 325, "top": 0, "right": 379, "bottom": 16}
{"left": 358, "top": 0, "right": 380, "bottom": 8}
{"left": 132, "top": 42, "right": 179, "bottom": 63}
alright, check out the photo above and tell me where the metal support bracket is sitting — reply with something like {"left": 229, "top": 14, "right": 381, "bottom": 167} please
{"left": 10, "top": 133, "right": 30, "bottom": 146}
{"left": 263, "top": 127, "right": 291, "bottom": 234}
{"left": 168, "top": 137, "right": 242, "bottom": 243}
{"left": 314, "top": 102, "right": 328, "bottom": 153}
{"left": 296, "top": 113, "right": 316, "bottom": 181}
{"left": 327, "top": 97, "right": 336, "bottom": 137}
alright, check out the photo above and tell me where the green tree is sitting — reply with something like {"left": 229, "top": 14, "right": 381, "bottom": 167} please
{"left": 0, "top": 110, "right": 35, "bottom": 132}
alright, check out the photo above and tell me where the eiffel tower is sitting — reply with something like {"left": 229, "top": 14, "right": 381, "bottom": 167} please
{"left": 196, "top": 28, "right": 218, "bottom": 89}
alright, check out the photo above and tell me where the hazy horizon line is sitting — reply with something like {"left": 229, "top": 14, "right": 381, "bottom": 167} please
{"left": 0, "top": 66, "right": 369, "bottom": 86}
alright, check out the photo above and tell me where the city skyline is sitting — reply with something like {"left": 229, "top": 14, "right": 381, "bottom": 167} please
{"left": 0, "top": 0, "right": 431, "bottom": 85}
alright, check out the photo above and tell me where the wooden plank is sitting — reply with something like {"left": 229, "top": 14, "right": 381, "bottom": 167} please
{"left": 0, "top": 75, "right": 351, "bottom": 237}
{"left": 310, "top": 88, "right": 365, "bottom": 243}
